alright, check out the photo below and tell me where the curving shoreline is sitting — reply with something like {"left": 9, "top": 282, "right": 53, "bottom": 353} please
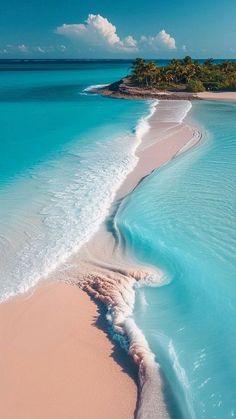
{"left": 91, "top": 78, "right": 199, "bottom": 101}
{"left": 92, "top": 77, "right": 236, "bottom": 102}
{"left": 0, "top": 100, "right": 203, "bottom": 419}
{"left": 72, "top": 100, "right": 203, "bottom": 418}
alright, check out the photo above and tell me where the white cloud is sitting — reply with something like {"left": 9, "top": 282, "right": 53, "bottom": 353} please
{"left": 35, "top": 46, "right": 45, "bottom": 53}
{"left": 56, "top": 14, "right": 138, "bottom": 52}
{"left": 182, "top": 45, "right": 187, "bottom": 52}
{"left": 157, "top": 30, "right": 176, "bottom": 49}
{"left": 58, "top": 44, "right": 66, "bottom": 51}
{"left": 123, "top": 35, "right": 137, "bottom": 48}
{"left": 1, "top": 44, "right": 29, "bottom": 54}
{"left": 141, "top": 29, "right": 176, "bottom": 50}
{"left": 18, "top": 44, "right": 28, "bottom": 53}
{"left": 0, "top": 44, "right": 67, "bottom": 55}
{"left": 56, "top": 15, "right": 178, "bottom": 55}
{"left": 34, "top": 45, "right": 66, "bottom": 53}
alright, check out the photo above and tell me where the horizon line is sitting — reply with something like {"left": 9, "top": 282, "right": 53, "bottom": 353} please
{"left": 0, "top": 57, "right": 236, "bottom": 61}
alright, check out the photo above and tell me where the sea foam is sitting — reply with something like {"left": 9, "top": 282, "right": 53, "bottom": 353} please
{"left": 0, "top": 100, "right": 155, "bottom": 302}
{"left": 79, "top": 100, "right": 195, "bottom": 419}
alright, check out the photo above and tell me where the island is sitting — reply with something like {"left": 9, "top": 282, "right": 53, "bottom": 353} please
{"left": 95, "top": 57, "right": 236, "bottom": 101}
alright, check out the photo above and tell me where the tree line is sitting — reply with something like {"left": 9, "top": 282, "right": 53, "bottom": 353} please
{"left": 130, "top": 57, "right": 236, "bottom": 92}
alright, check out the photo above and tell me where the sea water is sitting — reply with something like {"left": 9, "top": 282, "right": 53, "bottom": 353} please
{"left": 116, "top": 101, "right": 236, "bottom": 418}
{"left": 1, "top": 61, "right": 236, "bottom": 419}
{"left": 0, "top": 60, "right": 149, "bottom": 300}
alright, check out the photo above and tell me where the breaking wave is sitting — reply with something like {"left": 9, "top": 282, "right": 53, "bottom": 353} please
{"left": 77, "top": 100, "right": 195, "bottom": 419}
{"left": 0, "top": 100, "right": 155, "bottom": 302}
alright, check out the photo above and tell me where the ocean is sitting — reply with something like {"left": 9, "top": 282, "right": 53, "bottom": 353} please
{"left": 0, "top": 60, "right": 149, "bottom": 299}
{"left": 0, "top": 60, "right": 236, "bottom": 418}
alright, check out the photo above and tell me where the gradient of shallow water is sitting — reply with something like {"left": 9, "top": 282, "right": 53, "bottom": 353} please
{"left": 117, "top": 101, "right": 236, "bottom": 418}
{"left": 0, "top": 61, "right": 149, "bottom": 300}
{"left": 1, "top": 62, "right": 236, "bottom": 418}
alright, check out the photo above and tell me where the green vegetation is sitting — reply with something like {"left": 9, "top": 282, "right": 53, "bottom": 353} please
{"left": 130, "top": 57, "right": 236, "bottom": 92}
{"left": 186, "top": 80, "right": 205, "bottom": 92}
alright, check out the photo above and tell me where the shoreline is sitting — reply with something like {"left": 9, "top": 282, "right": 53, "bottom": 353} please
{"left": 196, "top": 91, "right": 236, "bottom": 101}
{"left": 0, "top": 100, "right": 203, "bottom": 419}
{"left": 69, "top": 100, "right": 203, "bottom": 418}
{"left": 0, "top": 281, "right": 138, "bottom": 419}
{"left": 91, "top": 78, "right": 236, "bottom": 102}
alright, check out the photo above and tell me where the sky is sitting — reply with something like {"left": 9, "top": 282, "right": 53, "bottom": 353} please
{"left": 0, "top": 0, "right": 236, "bottom": 59}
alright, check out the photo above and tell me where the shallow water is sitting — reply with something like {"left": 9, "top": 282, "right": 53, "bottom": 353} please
{"left": 117, "top": 101, "right": 236, "bottom": 418}
{"left": 0, "top": 61, "right": 149, "bottom": 300}
{"left": 1, "top": 61, "right": 236, "bottom": 418}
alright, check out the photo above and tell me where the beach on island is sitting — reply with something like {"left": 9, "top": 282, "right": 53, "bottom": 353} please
{"left": 0, "top": 100, "right": 202, "bottom": 419}
{"left": 97, "top": 80, "right": 236, "bottom": 103}
{"left": 196, "top": 91, "right": 236, "bottom": 101}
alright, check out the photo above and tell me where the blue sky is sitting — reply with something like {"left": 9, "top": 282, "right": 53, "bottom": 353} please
{"left": 1, "top": 0, "right": 236, "bottom": 58}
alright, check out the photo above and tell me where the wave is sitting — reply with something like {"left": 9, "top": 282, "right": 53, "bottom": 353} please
{"left": 76, "top": 100, "right": 195, "bottom": 418}
{"left": 136, "top": 100, "right": 159, "bottom": 140}
{"left": 80, "top": 265, "right": 169, "bottom": 419}
{"left": 1, "top": 98, "right": 194, "bottom": 416}
{"left": 83, "top": 83, "right": 109, "bottom": 94}
{"left": 0, "top": 101, "right": 154, "bottom": 302}
{"left": 150, "top": 100, "right": 192, "bottom": 124}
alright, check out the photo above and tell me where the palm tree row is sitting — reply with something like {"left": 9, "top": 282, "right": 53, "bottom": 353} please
{"left": 130, "top": 57, "right": 236, "bottom": 92}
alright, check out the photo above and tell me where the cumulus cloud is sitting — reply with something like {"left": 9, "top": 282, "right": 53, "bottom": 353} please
{"left": 56, "top": 14, "right": 138, "bottom": 52}
{"left": 56, "top": 15, "right": 177, "bottom": 55}
{"left": 141, "top": 30, "right": 176, "bottom": 50}
{"left": 157, "top": 30, "right": 176, "bottom": 49}
{"left": 123, "top": 35, "right": 137, "bottom": 48}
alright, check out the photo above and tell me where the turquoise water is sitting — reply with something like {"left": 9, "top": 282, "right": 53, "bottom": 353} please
{"left": 0, "top": 61, "right": 141, "bottom": 184}
{"left": 117, "top": 101, "right": 236, "bottom": 418}
{"left": 0, "top": 61, "right": 149, "bottom": 299}
{"left": 1, "top": 62, "right": 236, "bottom": 418}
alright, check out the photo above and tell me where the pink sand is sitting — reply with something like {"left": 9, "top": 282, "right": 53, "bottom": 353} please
{"left": 0, "top": 282, "right": 137, "bottom": 419}
{"left": 0, "top": 101, "right": 202, "bottom": 419}
{"left": 197, "top": 91, "right": 236, "bottom": 101}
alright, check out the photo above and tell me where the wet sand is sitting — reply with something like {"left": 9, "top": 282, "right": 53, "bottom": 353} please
{"left": 71, "top": 101, "right": 202, "bottom": 419}
{"left": 0, "top": 101, "right": 202, "bottom": 419}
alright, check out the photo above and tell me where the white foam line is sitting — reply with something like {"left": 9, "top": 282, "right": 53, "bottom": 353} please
{"left": 107, "top": 100, "right": 195, "bottom": 419}
{"left": 82, "top": 265, "right": 170, "bottom": 419}
{"left": 0, "top": 100, "right": 157, "bottom": 303}
{"left": 73, "top": 99, "right": 196, "bottom": 418}
{"left": 83, "top": 83, "right": 109, "bottom": 92}
{"left": 135, "top": 100, "right": 159, "bottom": 143}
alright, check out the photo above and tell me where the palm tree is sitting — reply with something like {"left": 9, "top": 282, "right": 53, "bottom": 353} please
{"left": 131, "top": 58, "right": 146, "bottom": 85}
{"left": 164, "top": 70, "right": 175, "bottom": 84}
{"left": 220, "top": 61, "right": 236, "bottom": 74}
{"left": 144, "top": 61, "right": 158, "bottom": 86}
{"left": 169, "top": 59, "right": 183, "bottom": 83}
{"left": 181, "top": 63, "right": 196, "bottom": 83}
{"left": 183, "top": 56, "right": 193, "bottom": 66}
{"left": 204, "top": 58, "right": 214, "bottom": 68}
